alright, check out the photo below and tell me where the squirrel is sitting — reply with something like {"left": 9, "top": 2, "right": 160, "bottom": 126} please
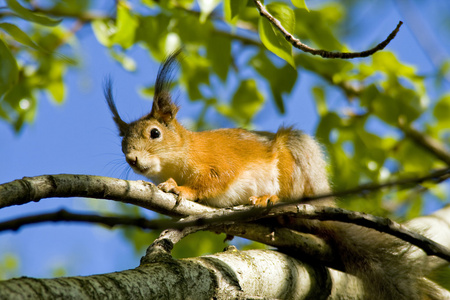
{"left": 104, "top": 50, "right": 440, "bottom": 299}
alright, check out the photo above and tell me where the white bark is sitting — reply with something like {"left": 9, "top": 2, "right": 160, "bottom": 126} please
{"left": 0, "top": 249, "right": 362, "bottom": 299}
{"left": 1, "top": 206, "right": 449, "bottom": 299}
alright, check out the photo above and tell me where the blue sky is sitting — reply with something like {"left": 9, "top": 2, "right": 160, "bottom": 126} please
{"left": 0, "top": 1, "right": 448, "bottom": 278}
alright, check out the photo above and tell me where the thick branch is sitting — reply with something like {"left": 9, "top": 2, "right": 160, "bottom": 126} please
{"left": 0, "top": 248, "right": 366, "bottom": 299}
{"left": 253, "top": 0, "right": 402, "bottom": 59}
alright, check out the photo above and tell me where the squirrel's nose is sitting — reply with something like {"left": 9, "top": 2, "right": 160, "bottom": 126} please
{"left": 125, "top": 155, "right": 138, "bottom": 166}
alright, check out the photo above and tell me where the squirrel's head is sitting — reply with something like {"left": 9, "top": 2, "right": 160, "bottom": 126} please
{"left": 104, "top": 50, "right": 184, "bottom": 180}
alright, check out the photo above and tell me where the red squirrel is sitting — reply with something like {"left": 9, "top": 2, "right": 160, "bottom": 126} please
{"left": 104, "top": 50, "right": 439, "bottom": 299}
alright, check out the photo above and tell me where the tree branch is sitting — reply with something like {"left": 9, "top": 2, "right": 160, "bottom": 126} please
{"left": 0, "top": 248, "right": 369, "bottom": 299}
{"left": 2, "top": 168, "right": 448, "bottom": 213}
{"left": 3, "top": 194, "right": 450, "bottom": 264}
{"left": 0, "top": 174, "right": 215, "bottom": 216}
{"left": 399, "top": 120, "right": 450, "bottom": 166}
{"left": 253, "top": 0, "right": 403, "bottom": 59}
{"left": 2, "top": 207, "right": 450, "bottom": 299}
{"left": 1, "top": 168, "right": 449, "bottom": 267}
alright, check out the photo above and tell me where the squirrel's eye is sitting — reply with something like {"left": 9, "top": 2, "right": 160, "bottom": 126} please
{"left": 150, "top": 128, "right": 161, "bottom": 139}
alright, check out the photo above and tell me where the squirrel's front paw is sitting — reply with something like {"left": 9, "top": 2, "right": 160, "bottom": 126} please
{"left": 158, "top": 179, "right": 196, "bottom": 201}
{"left": 249, "top": 195, "right": 279, "bottom": 207}
{"left": 158, "top": 178, "right": 178, "bottom": 193}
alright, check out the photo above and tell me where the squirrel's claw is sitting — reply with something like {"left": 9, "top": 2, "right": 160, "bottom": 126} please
{"left": 249, "top": 195, "right": 279, "bottom": 207}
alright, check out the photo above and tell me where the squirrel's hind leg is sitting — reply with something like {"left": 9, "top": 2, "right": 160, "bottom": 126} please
{"left": 249, "top": 195, "right": 279, "bottom": 206}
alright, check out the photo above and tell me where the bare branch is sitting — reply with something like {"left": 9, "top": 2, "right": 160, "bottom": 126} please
{"left": 0, "top": 209, "right": 168, "bottom": 232}
{"left": 253, "top": 0, "right": 403, "bottom": 59}
{"left": 0, "top": 248, "right": 371, "bottom": 299}
{"left": 0, "top": 174, "right": 214, "bottom": 216}
{"left": 399, "top": 121, "right": 450, "bottom": 166}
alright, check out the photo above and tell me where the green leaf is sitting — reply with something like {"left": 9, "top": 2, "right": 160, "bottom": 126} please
{"left": 2, "top": 81, "right": 36, "bottom": 132}
{"left": 111, "top": 2, "right": 138, "bottom": 49}
{"left": 294, "top": 5, "right": 344, "bottom": 51}
{"left": 198, "top": 0, "right": 221, "bottom": 23}
{"left": 312, "top": 86, "right": 327, "bottom": 116}
{"left": 179, "top": 54, "right": 210, "bottom": 101}
{"left": 428, "top": 265, "right": 450, "bottom": 291}
{"left": 46, "top": 61, "right": 65, "bottom": 103}
{"left": 135, "top": 15, "right": 170, "bottom": 60}
{"left": 0, "top": 38, "right": 19, "bottom": 97}
{"left": 291, "top": 0, "right": 309, "bottom": 11}
{"left": 110, "top": 49, "right": 137, "bottom": 71}
{"left": 0, "top": 23, "right": 46, "bottom": 52}
{"left": 372, "top": 51, "right": 415, "bottom": 78}
{"left": 433, "top": 94, "right": 450, "bottom": 128}
{"left": 250, "top": 50, "right": 297, "bottom": 113}
{"left": 175, "top": 12, "right": 213, "bottom": 45}
{"left": 51, "top": 0, "right": 89, "bottom": 15}
{"left": 224, "top": 0, "right": 249, "bottom": 22}
{"left": 6, "top": 0, "right": 61, "bottom": 26}
{"left": 217, "top": 79, "right": 265, "bottom": 126}
{"left": 91, "top": 19, "right": 114, "bottom": 47}
{"left": 258, "top": 3, "right": 295, "bottom": 68}
{"left": 172, "top": 231, "right": 228, "bottom": 258}
{"left": 206, "top": 34, "right": 231, "bottom": 81}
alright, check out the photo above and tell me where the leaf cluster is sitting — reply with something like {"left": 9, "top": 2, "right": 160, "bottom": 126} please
{"left": 0, "top": 0, "right": 449, "bottom": 258}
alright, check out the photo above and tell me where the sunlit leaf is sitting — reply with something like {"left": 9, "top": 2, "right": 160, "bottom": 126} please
{"left": 46, "top": 62, "right": 65, "bottom": 103}
{"left": 433, "top": 94, "right": 450, "bottom": 128}
{"left": 135, "top": 15, "right": 170, "bottom": 60}
{"left": 372, "top": 52, "right": 416, "bottom": 78}
{"left": 291, "top": 0, "right": 309, "bottom": 11}
{"left": 6, "top": 0, "right": 61, "bottom": 26}
{"left": 179, "top": 54, "right": 210, "bottom": 101}
{"left": 250, "top": 50, "right": 297, "bottom": 113}
{"left": 110, "top": 49, "right": 137, "bottom": 71}
{"left": 206, "top": 34, "right": 231, "bottom": 81}
{"left": 0, "top": 23, "right": 46, "bottom": 52}
{"left": 92, "top": 19, "right": 115, "bottom": 47}
{"left": 0, "top": 38, "right": 19, "bottom": 97}
{"left": 217, "top": 79, "right": 265, "bottom": 127}
{"left": 52, "top": 0, "right": 89, "bottom": 14}
{"left": 112, "top": 2, "right": 138, "bottom": 49}
{"left": 224, "top": 0, "right": 249, "bottom": 22}
{"left": 258, "top": 3, "right": 295, "bottom": 68}
{"left": 198, "top": 0, "right": 221, "bottom": 23}
{"left": 312, "top": 86, "right": 327, "bottom": 116}
{"left": 175, "top": 12, "right": 213, "bottom": 45}
{"left": 172, "top": 231, "right": 228, "bottom": 258}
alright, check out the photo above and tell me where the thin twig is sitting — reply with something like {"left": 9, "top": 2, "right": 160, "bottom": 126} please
{"left": 253, "top": 0, "right": 403, "bottom": 59}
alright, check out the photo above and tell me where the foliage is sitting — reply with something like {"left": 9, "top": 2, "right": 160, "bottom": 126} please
{"left": 0, "top": 0, "right": 449, "bottom": 273}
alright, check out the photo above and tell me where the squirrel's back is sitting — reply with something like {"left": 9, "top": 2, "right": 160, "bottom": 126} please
{"left": 185, "top": 127, "right": 330, "bottom": 207}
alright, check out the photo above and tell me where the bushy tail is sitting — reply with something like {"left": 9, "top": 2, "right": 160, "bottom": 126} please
{"left": 313, "top": 220, "right": 440, "bottom": 299}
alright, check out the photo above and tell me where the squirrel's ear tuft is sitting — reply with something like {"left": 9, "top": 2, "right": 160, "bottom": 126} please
{"left": 103, "top": 76, "right": 129, "bottom": 136}
{"left": 150, "top": 92, "right": 179, "bottom": 125}
{"left": 149, "top": 49, "right": 182, "bottom": 125}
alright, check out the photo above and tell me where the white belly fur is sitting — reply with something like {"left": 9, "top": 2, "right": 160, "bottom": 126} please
{"left": 207, "top": 160, "right": 280, "bottom": 207}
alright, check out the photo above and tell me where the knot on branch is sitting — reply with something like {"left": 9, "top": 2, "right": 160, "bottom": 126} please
{"left": 141, "top": 238, "right": 174, "bottom": 265}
